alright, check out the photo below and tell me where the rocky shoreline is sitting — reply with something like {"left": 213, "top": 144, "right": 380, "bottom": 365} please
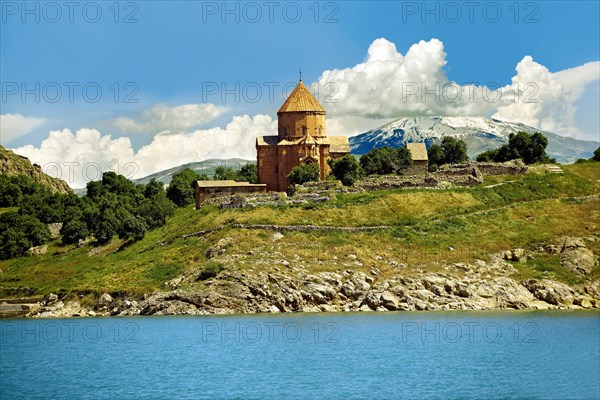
{"left": 3, "top": 236, "right": 595, "bottom": 319}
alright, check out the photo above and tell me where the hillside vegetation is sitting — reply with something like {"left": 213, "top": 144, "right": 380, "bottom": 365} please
{"left": 1, "top": 163, "right": 598, "bottom": 299}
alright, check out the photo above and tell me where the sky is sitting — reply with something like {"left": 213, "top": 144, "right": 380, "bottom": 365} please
{"left": 1, "top": 0, "right": 599, "bottom": 187}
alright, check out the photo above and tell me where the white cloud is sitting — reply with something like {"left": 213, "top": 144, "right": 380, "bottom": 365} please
{"left": 133, "top": 114, "right": 275, "bottom": 174}
{"left": 317, "top": 38, "right": 498, "bottom": 119}
{"left": 12, "top": 114, "right": 276, "bottom": 188}
{"left": 493, "top": 57, "right": 600, "bottom": 140}
{"left": 107, "top": 103, "right": 225, "bottom": 134}
{"left": 0, "top": 114, "right": 47, "bottom": 145}
{"left": 316, "top": 38, "right": 599, "bottom": 140}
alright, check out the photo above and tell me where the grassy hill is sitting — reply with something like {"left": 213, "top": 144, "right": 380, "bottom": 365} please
{"left": 1, "top": 163, "right": 598, "bottom": 298}
{"left": 0, "top": 146, "right": 71, "bottom": 194}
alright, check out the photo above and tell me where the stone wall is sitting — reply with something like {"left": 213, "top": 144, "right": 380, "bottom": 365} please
{"left": 442, "top": 160, "right": 527, "bottom": 175}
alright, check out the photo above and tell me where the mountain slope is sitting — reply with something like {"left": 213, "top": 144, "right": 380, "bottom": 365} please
{"left": 0, "top": 145, "right": 71, "bottom": 193}
{"left": 132, "top": 158, "right": 253, "bottom": 186}
{"left": 349, "top": 116, "right": 599, "bottom": 163}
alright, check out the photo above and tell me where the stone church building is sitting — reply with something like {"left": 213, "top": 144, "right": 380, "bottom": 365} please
{"left": 256, "top": 80, "right": 350, "bottom": 192}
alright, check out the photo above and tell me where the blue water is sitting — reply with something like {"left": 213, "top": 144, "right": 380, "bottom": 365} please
{"left": 1, "top": 311, "right": 599, "bottom": 399}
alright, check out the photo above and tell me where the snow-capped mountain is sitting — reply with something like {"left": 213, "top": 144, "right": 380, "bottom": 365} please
{"left": 349, "top": 116, "right": 598, "bottom": 163}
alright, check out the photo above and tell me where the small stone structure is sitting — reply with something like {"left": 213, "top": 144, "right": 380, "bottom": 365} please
{"left": 406, "top": 143, "right": 428, "bottom": 172}
{"left": 194, "top": 180, "right": 266, "bottom": 208}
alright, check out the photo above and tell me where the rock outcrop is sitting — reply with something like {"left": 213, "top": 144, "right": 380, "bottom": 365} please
{"left": 560, "top": 237, "right": 597, "bottom": 275}
{"left": 23, "top": 237, "right": 600, "bottom": 318}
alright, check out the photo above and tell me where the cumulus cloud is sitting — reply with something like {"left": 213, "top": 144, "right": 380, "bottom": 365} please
{"left": 316, "top": 38, "right": 599, "bottom": 140}
{"left": 317, "top": 38, "right": 498, "bottom": 118}
{"left": 12, "top": 115, "right": 276, "bottom": 188}
{"left": 493, "top": 57, "right": 600, "bottom": 139}
{"left": 0, "top": 114, "right": 47, "bottom": 145}
{"left": 106, "top": 103, "right": 224, "bottom": 134}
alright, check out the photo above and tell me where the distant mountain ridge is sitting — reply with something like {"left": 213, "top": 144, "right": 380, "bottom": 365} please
{"left": 349, "top": 116, "right": 598, "bottom": 164}
{"left": 132, "top": 158, "right": 253, "bottom": 186}
{"left": 0, "top": 145, "right": 71, "bottom": 194}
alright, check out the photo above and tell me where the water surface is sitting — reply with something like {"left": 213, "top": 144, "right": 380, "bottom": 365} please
{"left": 1, "top": 311, "right": 599, "bottom": 399}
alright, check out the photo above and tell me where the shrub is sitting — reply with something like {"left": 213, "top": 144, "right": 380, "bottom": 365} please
{"left": 475, "top": 131, "right": 551, "bottom": 165}
{"left": 0, "top": 212, "right": 51, "bottom": 259}
{"left": 167, "top": 168, "right": 206, "bottom": 207}
{"left": 359, "top": 146, "right": 413, "bottom": 175}
{"left": 287, "top": 163, "right": 320, "bottom": 185}
{"left": 238, "top": 163, "right": 258, "bottom": 183}
{"left": 427, "top": 144, "right": 446, "bottom": 166}
{"left": 329, "top": 154, "right": 363, "bottom": 186}
{"left": 198, "top": 263, "right": 224, "bottom": 280}
{"left": 61, "top": 219, "right": 89, "bottom": 245}
{"left": 441, "top": 137, "right": 469, "bottom": 164}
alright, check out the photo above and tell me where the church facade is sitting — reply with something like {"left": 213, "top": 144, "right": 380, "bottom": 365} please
{"left": 256, "top": 80, "right": 350, "bottom": 192}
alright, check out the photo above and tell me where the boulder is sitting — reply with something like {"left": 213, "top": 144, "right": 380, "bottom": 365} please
{"left": 523, "top": 279, "right": 575, "bottom": 306}
{"left": 27, "top": 245, "right": 48, "bottom": 256}
{"left": 97, "top": 293, "right": 113, "bottom": 308}
{"left": 560, "top": 239, "right": 597, "bottom": 275}
{"left": 45, "top": 293, "right": 59, "bottom": 305}
{"left": 379, "top": 291, "right": 400, "bottom": 311}
{"left": 503, "top": 248, "right": 525, "bottom": 262}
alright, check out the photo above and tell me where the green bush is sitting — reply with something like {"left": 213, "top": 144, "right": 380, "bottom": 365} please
{"left": 441, "top": 137, "right": 469, "bottom": 164}
{"left": 359, "top": 146, "right": 412, "bottom": 175}
{"left": 0, "top": 212, "right": 51, "bottom": 259}
{"left": 329, "top": 154, "right": 363, "bottom": 186}
{"left": 198, "top": 263, "right": 224, "bottom": 280}
{"left": 167, "top": 169, "right": 207, "bottom": 207}
{"left": 475, "top": 131, "right": 551, "bottom": 165}
{"left": 287, "top": 163, "right": 320, "bottom": 185}
{"left": 61, "top": 219, "right": 89, "bottom": 245}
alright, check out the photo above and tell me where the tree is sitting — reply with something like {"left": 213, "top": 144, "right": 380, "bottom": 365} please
{"left": 0, "top": 176, "right": 23, "bottom": 207}
{"left": 593, "top": 147, "right": 600, "bottom": 161}
{"left": 0, "top": 227, "right": 31, "bottom": 260}
{"left": 144, "top": 178, "right": 165, "bottom": 198}
{"left": 396, "top": 147, "right": 413, "bottom": 171}
{"left": 475, "top": 131, "right": 550, "bottom": 164}
{"left": 475, "top": 149, "right": 498, "bottom": 162}
{"left": 287, "top": 163, "right": 320, "bottom": 185}
{"left": 0, "top": 212, "right": 51, "bottom": 259}
{"left": 238, "top": 163, "right": 257, "bottom": 183}
{"left": 91, "top": 208, "right": 119, "bottom": 244}
{"left": 427, "top": 144, "right": 445, "bottom": 168}
{"left": 329, "top": 154, "right": 363, "bottom": 186}
{"left": 528, "top": 132, "right": 549, "bottom": 164}
{"left": 136, "top": 193, "right": 175, "bottom": 229}
{"left": 166, "top": 169, "right": 205, "bottom": 207}
{"left": 441, "top": 137, "right": 468, "bottom": 164}
{"left": 359, "top": 146, "right": 413, "bottom": 176}
{"left": 118, "top": 213, "right": 148, "bottom": 241}
{"left": 61, "top": 219, "right": 89, "bottom": 245}
{"left": 214, "top": 166, "right": 240, "bottom": 181}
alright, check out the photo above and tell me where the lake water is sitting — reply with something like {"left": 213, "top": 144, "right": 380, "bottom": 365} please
{"left": 1, "top": 311, "right": 599, "bottom": 399}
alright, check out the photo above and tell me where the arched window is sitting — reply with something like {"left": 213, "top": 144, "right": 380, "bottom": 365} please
{"left": 318, "top": 126, "right": 322, "bottom": 135}
{"left": 302, "top": 126, "right": 307, "bottom": 136}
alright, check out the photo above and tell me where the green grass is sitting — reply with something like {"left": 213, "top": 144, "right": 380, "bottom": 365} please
{"left": 1, "top": 162, "right": 599, "bottom": 297}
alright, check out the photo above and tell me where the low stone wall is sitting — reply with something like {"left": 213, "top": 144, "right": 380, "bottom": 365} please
{"left": 443, "top": 160, "right": 527, "bottom": 175}
{"left": 356, "top": 168, "right": 483, "bottom": 191}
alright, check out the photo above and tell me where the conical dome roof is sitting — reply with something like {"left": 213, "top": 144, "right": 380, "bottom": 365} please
{"left": 278, "top": 80, "right": 325, "bottom": 113}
